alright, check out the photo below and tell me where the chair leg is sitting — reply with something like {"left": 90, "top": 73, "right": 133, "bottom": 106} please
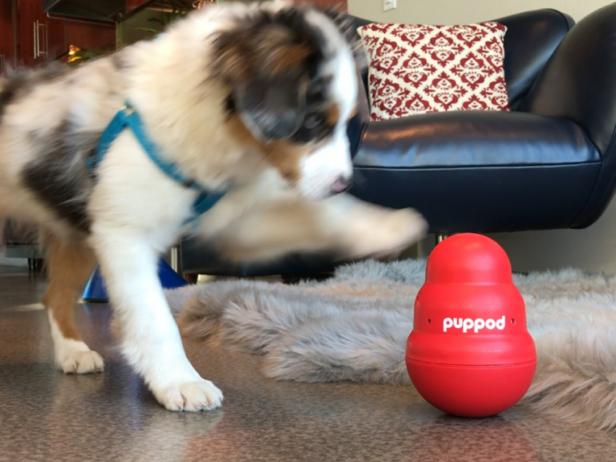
{"left": 183, "top": 273, "right": 199, "bottom": 284}
{"left": 435, "top": 234, "right": 448, "bottom": 245}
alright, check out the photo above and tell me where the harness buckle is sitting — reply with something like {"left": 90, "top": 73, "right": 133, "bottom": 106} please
{"left": 122, "top": 103, "right": 135, "bottom": 115}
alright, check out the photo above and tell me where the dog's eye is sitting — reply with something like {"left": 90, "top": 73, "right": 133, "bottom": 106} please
{"left": 304, "top": 113, "right": 322, "bottom": 130}
{"left": 307, "top": 75, "right": 332, "bottom": 101}
{"left": 292, "top": 111, "right": 333, "bottom": 144}
{"left": 307, "top": 86, "right": 325, "bottom": 101}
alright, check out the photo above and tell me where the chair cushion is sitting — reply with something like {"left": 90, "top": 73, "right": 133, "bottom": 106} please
{"left": 353, "top": 111, "right": 599, "bottom": 168}
{"left": 350, "top": 162, "right": 601, "bottom": 233}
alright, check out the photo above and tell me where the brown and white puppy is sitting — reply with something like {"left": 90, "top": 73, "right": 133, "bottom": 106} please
{"left": 0, "top": 1, "right": 426, "bottom": 411}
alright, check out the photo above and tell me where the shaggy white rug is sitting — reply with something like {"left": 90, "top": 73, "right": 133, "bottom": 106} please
{"left": 167, "top": 259, "right": 616, "bottom": 431}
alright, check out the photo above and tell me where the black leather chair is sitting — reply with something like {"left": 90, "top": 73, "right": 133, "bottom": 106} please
{"left": 349, "top": 3, "right": 616, "bottom": 233}
{"left": 179, "top": 4, "right": 616, "bottom": 276}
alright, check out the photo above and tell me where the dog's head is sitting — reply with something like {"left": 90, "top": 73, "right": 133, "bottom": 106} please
{"left": 212, "top": 3, "right": 363, "bottom": 199}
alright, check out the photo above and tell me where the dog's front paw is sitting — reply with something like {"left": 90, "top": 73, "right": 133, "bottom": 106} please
{"left": 349, "top": 207, "right": 427, "bottom": 258}
{"left": 373, "top": 207, "right": 428, "bottom": 257}
{"left": 153, "top": 379, "right": 224, "bottom": 412}
{"left": 57, "top": 348, "right": 105, "bottom": 374}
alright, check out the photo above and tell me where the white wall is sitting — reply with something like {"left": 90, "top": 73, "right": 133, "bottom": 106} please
{"left": 348, "top": 0, "right": 611, "bottom": 23}
{"left": 494, "top": 199, "right": 616, "bottom": 275}
{"left": 349, "top": 0, "right": 616, "bottom": 274}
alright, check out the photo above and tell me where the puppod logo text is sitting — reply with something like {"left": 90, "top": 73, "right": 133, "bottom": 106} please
{"left": 442, "top": 315, "right": 507, "bottom": 334}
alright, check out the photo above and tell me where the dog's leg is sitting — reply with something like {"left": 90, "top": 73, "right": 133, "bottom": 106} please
{"left": 211, "top": 193, "right": 427, "bottom": 263}
{"left": 44, "top": 234, "right": 104, "bottom": 374}
{"left": 89, "top": 228, "right": 223, "bottom": 411}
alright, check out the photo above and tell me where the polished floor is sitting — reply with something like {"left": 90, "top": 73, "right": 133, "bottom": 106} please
{"left": 1, "top": 266, "right": 615, "bottom": 462}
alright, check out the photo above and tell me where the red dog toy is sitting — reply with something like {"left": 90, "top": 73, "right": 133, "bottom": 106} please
{"left": 406, "top": 233, "right": 536, "bottom": 417}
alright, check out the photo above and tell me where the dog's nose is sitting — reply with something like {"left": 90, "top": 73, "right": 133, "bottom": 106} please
{"left": 330, "top": 174, "right": 352, "bottom": 194}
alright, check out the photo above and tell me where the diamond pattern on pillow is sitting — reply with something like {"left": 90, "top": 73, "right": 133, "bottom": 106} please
{"left": 358, "top": 22, "right": 510, "bottom": 121}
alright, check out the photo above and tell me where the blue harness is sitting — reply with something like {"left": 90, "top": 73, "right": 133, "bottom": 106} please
{"left": 89, "top": 102, "right": 225, "bottom": 224}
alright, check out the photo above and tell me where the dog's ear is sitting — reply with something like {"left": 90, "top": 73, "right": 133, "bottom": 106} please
{"left": 213, "top": 19, "right": 316, "bottom": 141}
{"left": 319, "top": 8, "right": 369, "bottom": 73}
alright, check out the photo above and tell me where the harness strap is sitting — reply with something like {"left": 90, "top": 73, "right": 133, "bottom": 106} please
{"left": 89, "top": 102, "right": 225, "bottom": 222}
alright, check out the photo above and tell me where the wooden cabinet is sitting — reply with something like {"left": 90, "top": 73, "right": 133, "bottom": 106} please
{"left": 0, "top": 0, "right": 347, "bottom": 73}
{"left": 126, "top": 0, "right": 151, "bottom": 14}
{"left": 52, "top": 20, "right": 116, "bottom": 59}
{"left": 15, "top": 0, "right": 55, "bottom": 66}
{"left": 0, "top": 0, "right": 116, "bottom": 70}
{"left": 0, "top": 1, "right": 16, "bottom": 72}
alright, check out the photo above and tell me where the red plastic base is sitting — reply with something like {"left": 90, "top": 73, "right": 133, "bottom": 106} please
{"left": 407, "top": 359, "right": 536, "bottom": 417}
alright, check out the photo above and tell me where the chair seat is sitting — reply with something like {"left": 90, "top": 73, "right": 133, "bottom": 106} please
{"left": 354, "top": 111, "right": 599, "bottom": 169}
{"left": 350, "top": 111, "right": 602, "bottom": 233}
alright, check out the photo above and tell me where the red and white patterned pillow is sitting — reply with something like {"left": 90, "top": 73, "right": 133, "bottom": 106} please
{"left": 357, "top": 22, "right": 510, "bottom": 121}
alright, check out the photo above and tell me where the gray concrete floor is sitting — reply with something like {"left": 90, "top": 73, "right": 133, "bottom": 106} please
{"left": 1, "top": 266, "right": 616, "bottom": 462}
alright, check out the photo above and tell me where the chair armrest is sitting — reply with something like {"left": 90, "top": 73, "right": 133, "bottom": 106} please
{"left": 496, "top": 9, "right": 573, "bottom": 106}
{"left": 519, "top": 4, "right": 616, "bottom": 227}
{"left": 521, "top": 3, "right": 616, "bottom": 155}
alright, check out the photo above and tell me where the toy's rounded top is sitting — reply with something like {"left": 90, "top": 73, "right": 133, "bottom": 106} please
{"left": 426, "top": 233, "right": 512, "bottom": 284}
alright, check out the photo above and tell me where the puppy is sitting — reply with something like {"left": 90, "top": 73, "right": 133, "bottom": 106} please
{"left": 0, "top": 1, "right": 426, "bottom": 411}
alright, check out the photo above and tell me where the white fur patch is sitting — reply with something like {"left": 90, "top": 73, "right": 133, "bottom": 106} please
{"left": 298, "top": 129, "right": 353, "bottom": 199}
{"left": 88, "top": 227, "right": 223, "bottom": 411}
{"left": 47, "top": 311, "right": 104, "bottom": 374}
{"left": 297, "top": 9, "right": 358, "bottom": 199}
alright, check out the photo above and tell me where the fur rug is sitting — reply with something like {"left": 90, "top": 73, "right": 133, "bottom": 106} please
{"left": 167, "top": 259, "right": 616, "bottom": 431}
